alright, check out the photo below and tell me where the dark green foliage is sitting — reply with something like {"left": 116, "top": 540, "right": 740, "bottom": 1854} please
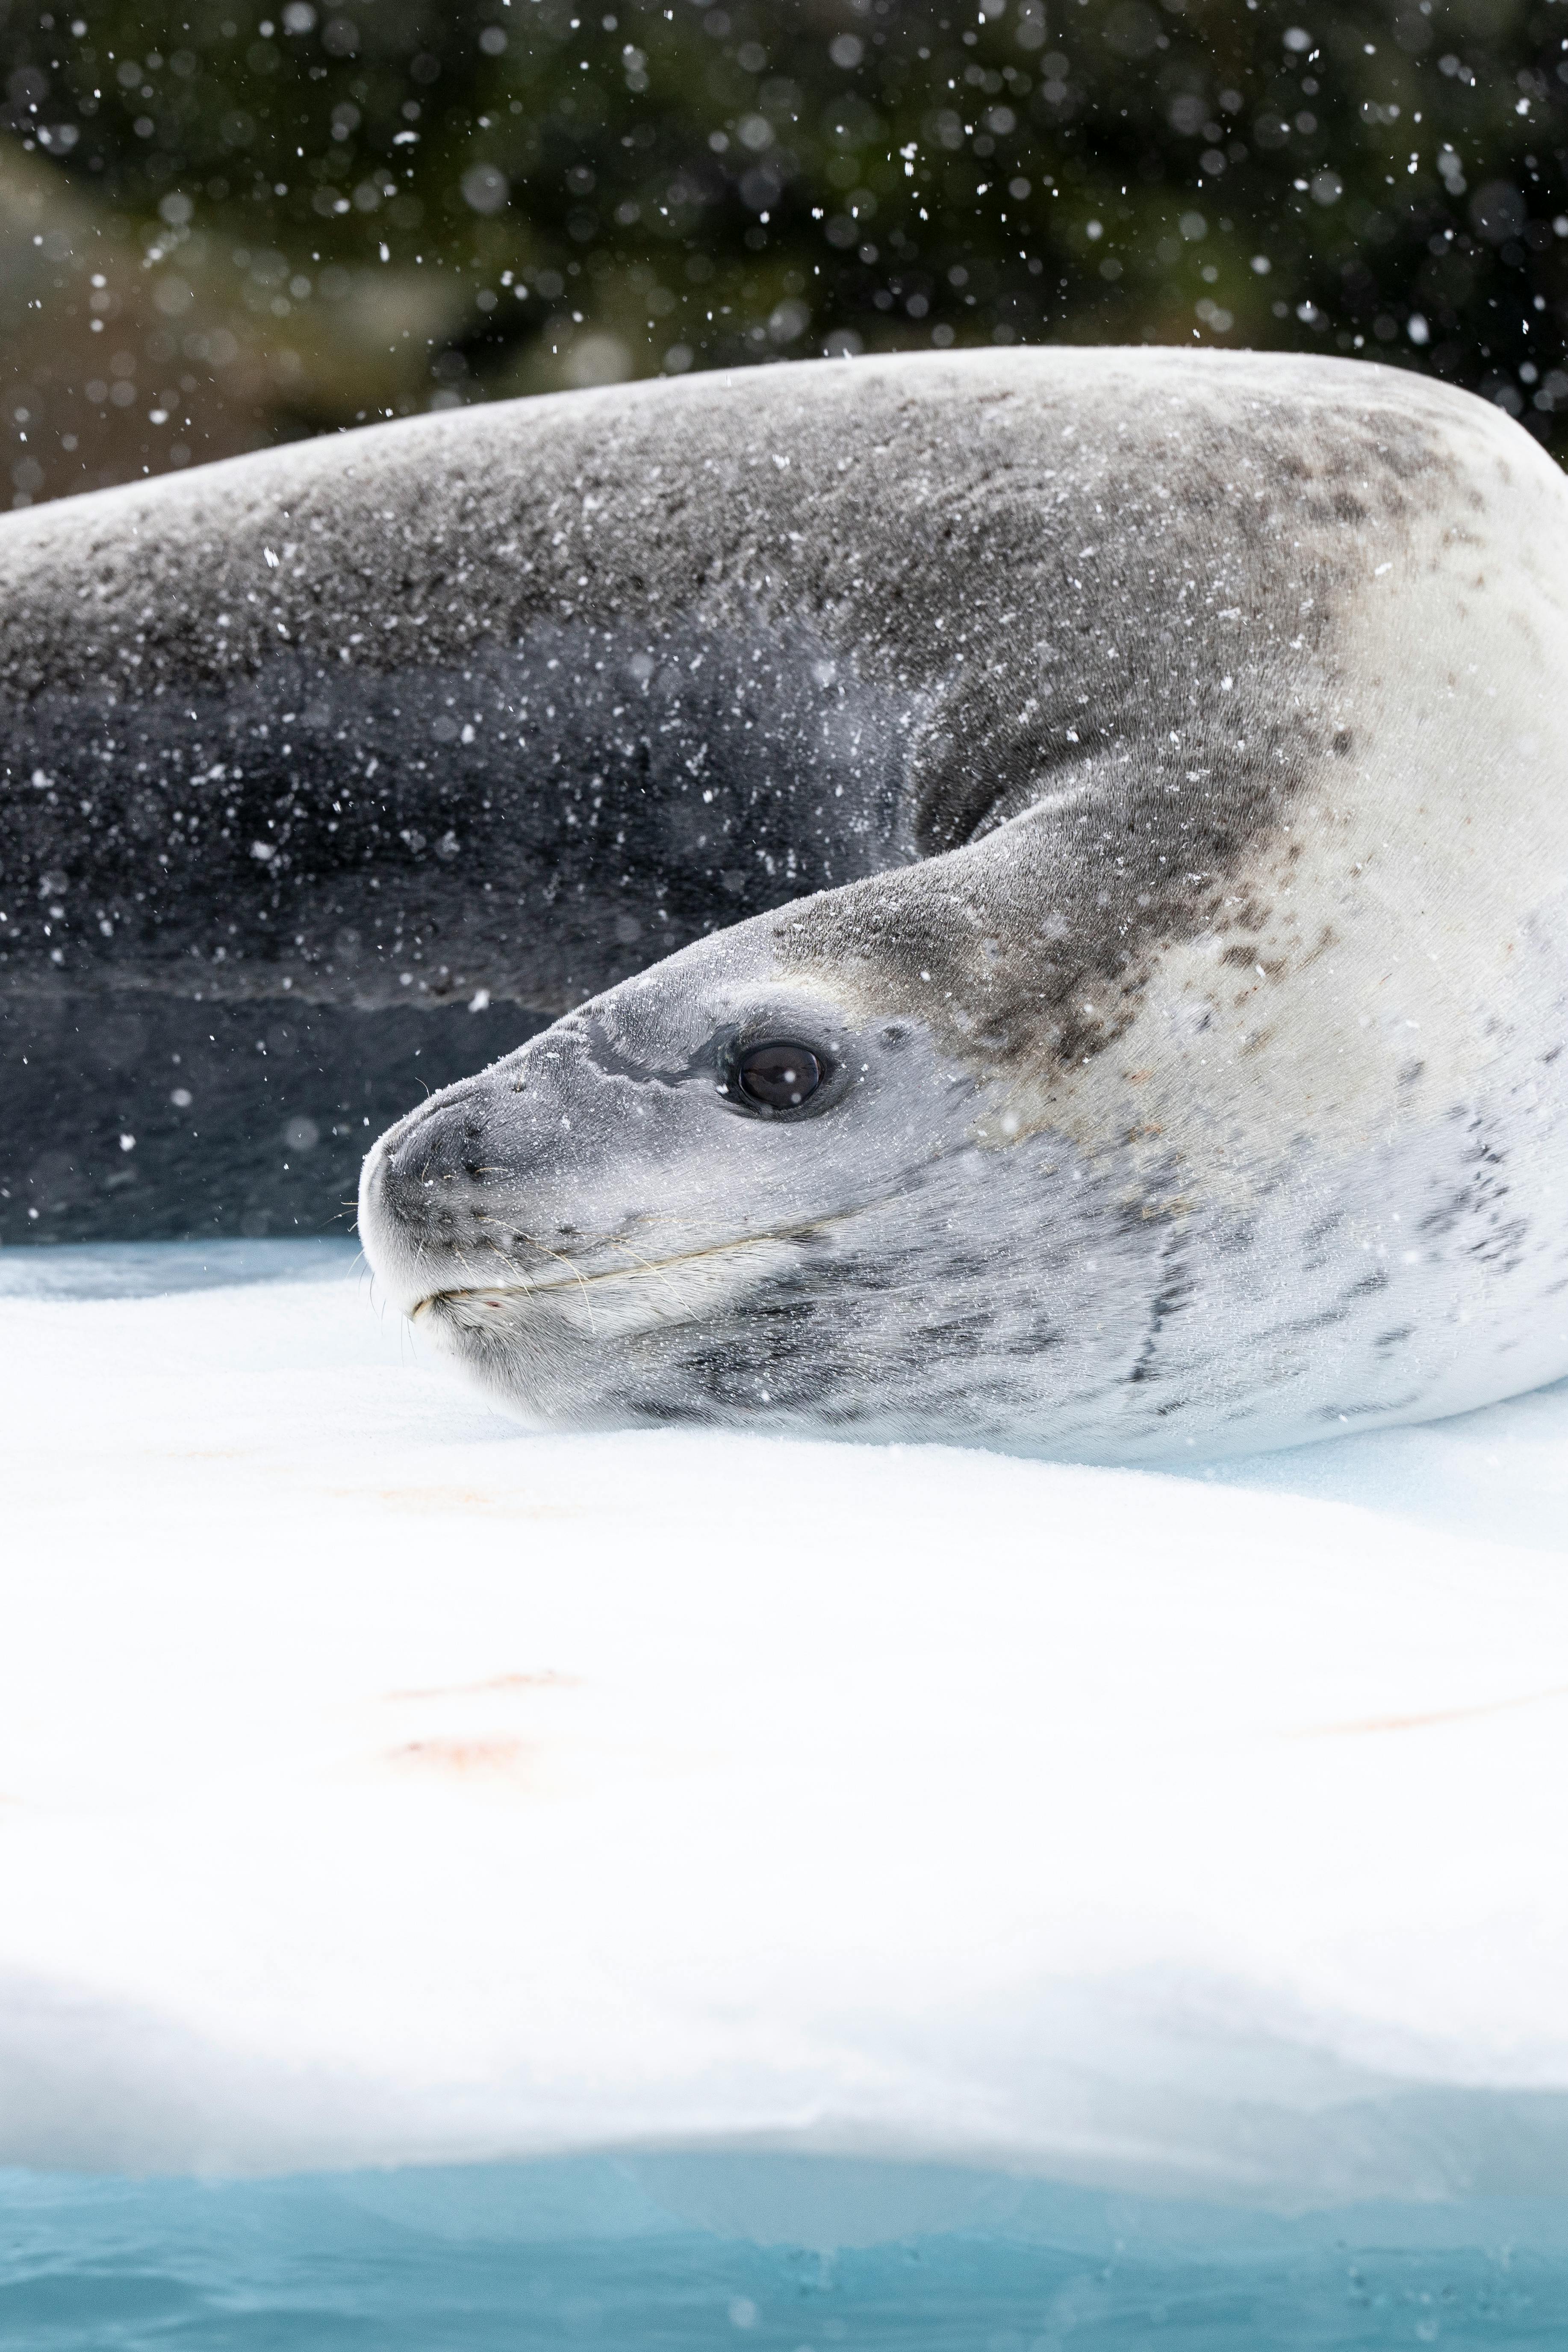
{"left": 0, "top": 0, "right": 1565, "bottom": 491}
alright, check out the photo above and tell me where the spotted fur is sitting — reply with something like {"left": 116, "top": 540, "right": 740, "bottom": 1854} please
{"left": 352, "top": 352, "right": 1568, "bottom": 1458}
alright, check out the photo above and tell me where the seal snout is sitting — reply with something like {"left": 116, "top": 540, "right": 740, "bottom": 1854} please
{"left": 358, "top": 1065, "right": 528, "bottom": 1315}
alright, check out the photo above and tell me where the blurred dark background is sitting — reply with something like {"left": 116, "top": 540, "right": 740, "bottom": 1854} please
{"left": 0, "top": 0, "right": 1564, "bottom": 1244}
{"left": 0, "top": 0, "right": 1564, "bottom": 514}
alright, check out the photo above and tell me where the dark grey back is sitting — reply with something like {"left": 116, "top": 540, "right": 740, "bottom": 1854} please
{"left": 0, "top": 350, "right": 1451, "bottom": 1239}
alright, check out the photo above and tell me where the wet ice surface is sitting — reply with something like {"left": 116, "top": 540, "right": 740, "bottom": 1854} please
{"left": 3, "top": 1241, "right": 1567, "bottom": 2346}
{"left": 7, "top": 2157, "right": 1568, "bottom": 2352}
{"left": 0, "top": 1237, "right": 363, "bottom": 1301}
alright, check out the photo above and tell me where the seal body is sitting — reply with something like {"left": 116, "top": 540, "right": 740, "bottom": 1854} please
{"left": 5, "top": 350, "right": 1568, "bottom": 1456}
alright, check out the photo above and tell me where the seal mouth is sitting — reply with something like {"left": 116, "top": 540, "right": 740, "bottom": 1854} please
{"left": 407, "top": 1226, "right": 822, "bottom": 1321}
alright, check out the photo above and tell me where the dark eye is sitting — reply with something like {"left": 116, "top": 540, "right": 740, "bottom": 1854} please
{"left": 736, "top": 1040, "right": 823, "bottom": 1110}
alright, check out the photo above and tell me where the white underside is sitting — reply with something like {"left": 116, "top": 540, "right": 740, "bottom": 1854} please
{"left": 4, "top": 1243, "right": 1568, "bottom": 2206}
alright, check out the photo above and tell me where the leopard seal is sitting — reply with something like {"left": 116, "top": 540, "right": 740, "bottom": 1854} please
{"left": 353, "top": 348, "right": 1568, "bottom": 1459}
{"left": 3, "top": 348, "right": 1566, "bottom": 1453}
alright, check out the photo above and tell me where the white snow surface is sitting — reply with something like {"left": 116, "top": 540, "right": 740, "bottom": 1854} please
{"left": 3, "top": 1241, "right": 1568, "bottom": 2205}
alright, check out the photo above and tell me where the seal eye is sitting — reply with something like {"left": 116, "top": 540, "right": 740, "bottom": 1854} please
{"left": 736, "top": 1041, "right": 823, "bottom": 1111}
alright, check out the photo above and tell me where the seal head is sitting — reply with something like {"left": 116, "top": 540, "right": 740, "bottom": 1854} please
{"left": 357, "top": 891, "right": 1052, "bottom": 1439}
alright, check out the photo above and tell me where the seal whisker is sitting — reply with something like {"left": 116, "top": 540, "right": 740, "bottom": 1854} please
{"left": 469, "top": 1217, "right": 601, "bottom": 1331}
{"left": 581, "top": 1235, "right": 716, "bottom": 1322}
{"left": 437, "top": 1185, "right": 920, "bottom": 1309}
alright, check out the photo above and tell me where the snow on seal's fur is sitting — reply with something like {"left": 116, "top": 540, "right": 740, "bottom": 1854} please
{"left": 355, "top": 352, "right": 1568, "bottom": 1456}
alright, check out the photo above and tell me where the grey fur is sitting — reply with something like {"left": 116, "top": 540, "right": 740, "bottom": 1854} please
{"left": 0, "top": 343, "right": 1447, "bottom": 1018}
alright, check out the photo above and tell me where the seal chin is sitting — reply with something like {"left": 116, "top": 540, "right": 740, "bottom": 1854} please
{"left": 403, "top": 1281, "right": 587, "bottom": 1427}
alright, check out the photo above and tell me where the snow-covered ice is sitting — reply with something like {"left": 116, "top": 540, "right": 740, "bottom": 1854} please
{"left": 2, "top": 1241, "right": 1566, "bottom": 2208}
